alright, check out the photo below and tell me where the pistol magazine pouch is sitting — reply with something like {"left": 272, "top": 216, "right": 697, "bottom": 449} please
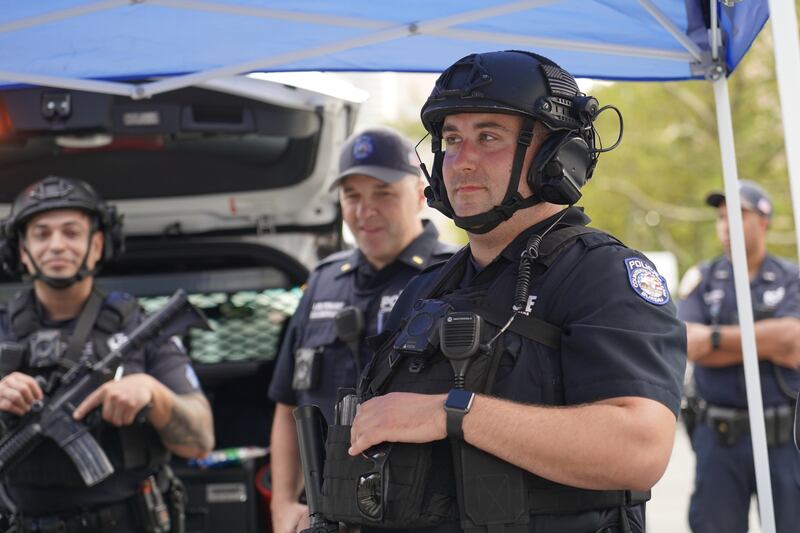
{"left": 321, "top": 424, "right": 457, "bottom": 527}
{"left": 453, "top": 442, "right": 529, "bottom": 533}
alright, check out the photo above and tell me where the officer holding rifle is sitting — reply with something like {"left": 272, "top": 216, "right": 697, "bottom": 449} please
{"left": 0, "top": 176, "right": 215, "bottom": 532}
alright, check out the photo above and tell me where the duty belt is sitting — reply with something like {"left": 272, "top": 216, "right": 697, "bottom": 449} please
{"left": 14, "top": 498, "right": 138, "bottom": 533}
{"left": 702, "top": 402, "right": 795, "bottom": 447}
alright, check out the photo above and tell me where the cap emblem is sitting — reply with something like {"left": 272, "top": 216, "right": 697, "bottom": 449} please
{"left": 352, "top": 135, "right": 374, "bottom": 160}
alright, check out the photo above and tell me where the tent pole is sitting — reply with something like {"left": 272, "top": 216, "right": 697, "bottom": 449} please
{"left": 139, "top": 0, "right": 555, "bottom": 97}
{"left": 712, "top": 77, "right": 776, "bottom": 533}
{"left": 637, "top": 0, "right": 704, "bottom": 61}
{"left": 0, "top": 0, "right": 125, "bottom": 35}
{"left": 0, "top": 71, "right": 134, "bottom": 97}
{"left": 432, "top": 28, "right": 691, "bottom": 62}
{"left": 766, "top": 0, "right": 800, "bottom": 259}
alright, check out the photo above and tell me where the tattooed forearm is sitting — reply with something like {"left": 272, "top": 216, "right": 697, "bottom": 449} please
{"left": 158, "top": 392, "right": 215, "bottom": 453}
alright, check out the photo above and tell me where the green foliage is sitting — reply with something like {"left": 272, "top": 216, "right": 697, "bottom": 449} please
{"left": 586, "top": 16, "right": 797, "bottom": 274}
{"left": 386, "top": 9, "right": 800, "bottom": 269}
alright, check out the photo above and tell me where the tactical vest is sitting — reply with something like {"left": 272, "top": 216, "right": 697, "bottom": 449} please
{"left": 321, "top": 226, "right": 650, "bottom": 532}
{"left": 0, "top": 289, "right": 170, "bottom": 489}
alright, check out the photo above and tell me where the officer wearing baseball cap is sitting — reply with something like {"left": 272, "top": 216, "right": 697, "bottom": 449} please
{"left": 268, "top": 127, "right": 457, "bottom": 533}
{"left": 705, "top": 179, "right": 774, "bottom": 219}
{"left": 330, "top": 127, "right": 422, "bottom": 190}
{"left": 678, "top": 179, "right": 800, "bottom": 532}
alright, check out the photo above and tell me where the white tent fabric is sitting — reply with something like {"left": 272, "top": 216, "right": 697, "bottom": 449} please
{"left": 0, "top": 2, "right": 798, "bottom": 532}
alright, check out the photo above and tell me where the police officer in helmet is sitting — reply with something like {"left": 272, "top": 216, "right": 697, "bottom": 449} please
{"left": 0, "top": 176, "right": 215, "bottom": 532}
{"left": 678, "top": 180, "right": 800, "bottom": 533}
{"left": 323, "top": 51, "right": 686, "bottom": 533}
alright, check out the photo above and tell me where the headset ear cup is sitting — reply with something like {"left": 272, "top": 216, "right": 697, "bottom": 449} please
{"left": 528, "top": 134, "right": 591, "bottom": 205}
{"left": 0, "top": 231, "right": 23, "bottom": 277}
{"left": 106, "top": 206, "right": 125, "bottom": 261}
{"left": 0, "top": 243, "right": 16, "bottom": 275}
{"left": 528, "top": 134, "right": 565, "bottom": 203}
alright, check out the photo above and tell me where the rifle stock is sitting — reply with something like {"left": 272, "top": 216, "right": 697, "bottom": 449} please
{"left": 0, "top": 289, "right": 210, "bottom": 486}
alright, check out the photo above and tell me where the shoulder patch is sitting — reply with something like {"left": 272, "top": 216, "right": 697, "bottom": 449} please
{"left": 624, "top": 256, "right": 670, "bottom": 306}
{"left": 678, "top": 265, "right": 703, "bottom": 300}
{"left": 316, "top": 248, "right": 356, "bottom": 268}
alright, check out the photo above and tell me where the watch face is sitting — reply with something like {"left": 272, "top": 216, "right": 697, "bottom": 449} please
{"left": 445, "top": 389, "right": 474, "bottom": 410}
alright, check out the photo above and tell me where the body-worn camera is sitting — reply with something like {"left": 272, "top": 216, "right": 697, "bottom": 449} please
{"left": 28, "top": 330, "right": 66, "bottom": 368}
{"left": 392, "top": 300, "right": 452, "bottom": 357}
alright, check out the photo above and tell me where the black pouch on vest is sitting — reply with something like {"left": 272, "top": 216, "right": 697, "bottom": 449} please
{"left": 321, "top": 424, "right": 456, "bottom": 527}
{"left": 454, "top": 442, "right": 529, "bottom": 533}
{"left": 0, "top": 342, "right": 24, "bottom": 377}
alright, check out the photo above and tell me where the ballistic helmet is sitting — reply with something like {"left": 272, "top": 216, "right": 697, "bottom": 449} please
{"left": 420, "top": 50, "right": 607, "bottom": 234}
{"left": 0, "top": 176, "right": 124, "bottom": 287}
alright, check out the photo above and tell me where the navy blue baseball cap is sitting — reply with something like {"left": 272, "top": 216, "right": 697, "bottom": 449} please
{"left": 331, "top": 127, "right": 421, "bottom": 190}
{"left": 706, "top": 180, "right": 773, "bottom": 219}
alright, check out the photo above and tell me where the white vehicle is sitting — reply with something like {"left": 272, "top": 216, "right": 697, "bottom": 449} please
{"left": 0, "top": 75, "right": 361, "bottom": 532}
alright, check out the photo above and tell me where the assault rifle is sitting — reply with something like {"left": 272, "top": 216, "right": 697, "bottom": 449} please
{"left": 0, "top": 289, "right": 210, "bottom": 487}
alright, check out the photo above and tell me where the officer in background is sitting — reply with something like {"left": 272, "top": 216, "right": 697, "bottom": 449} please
{"left": 0, "top": 176, "right": 215, "bottom": 532}
{"left": 678, "top": 180, "right": 800, "bottom": 533}
{"left": 268, "top": 127, "right": 457, "bottom": 533}
{"left": 333, "top": 50, "right": 686, "bottom": 533}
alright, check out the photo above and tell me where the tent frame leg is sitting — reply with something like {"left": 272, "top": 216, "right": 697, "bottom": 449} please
{"left": 767, "top": 0, "right": 800, "bottom": 263}
{"left": 712, "top": 77, "right": 776, "bottom": 533}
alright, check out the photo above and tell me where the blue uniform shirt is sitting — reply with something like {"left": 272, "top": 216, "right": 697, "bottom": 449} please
{"left": 370, "top": 208, "right": 686, "bottom": 533}
{"left": 384, "top": 208, "right": 687, "bottom": 415}
{"left": 268, "top": 221, "right": 457, "bottom": 423}
{"left": 678, "top": 254, "right": 800, "bottom": 407}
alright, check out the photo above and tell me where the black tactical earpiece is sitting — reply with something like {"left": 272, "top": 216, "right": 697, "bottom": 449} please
{"left": 527, "top": 132, "right": 595, "bottom": 206}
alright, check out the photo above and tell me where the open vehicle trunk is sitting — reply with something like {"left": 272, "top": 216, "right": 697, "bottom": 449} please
{"left": 0, "top": 75, "right": 360, "bottom": 532}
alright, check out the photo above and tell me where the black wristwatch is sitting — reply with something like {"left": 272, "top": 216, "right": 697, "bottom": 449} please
{"left": 444, "top": 389, "right": 475, "bottom": 440}
{"left": 710, "top": 325, "right": 721, "bottom": 350}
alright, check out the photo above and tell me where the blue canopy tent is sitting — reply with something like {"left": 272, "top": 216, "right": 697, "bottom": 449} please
{"left": 1, "top": 2, "right": 798, "bottom": 531}
{"left": 0, "top": 1, "right": 774, "bottom": 90}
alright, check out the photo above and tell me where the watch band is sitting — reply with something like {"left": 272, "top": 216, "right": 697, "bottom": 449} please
{"left": 445, "top": 390, "right": 475, "bottom": 440}
{"left": 710, "top": 325, "right": 721, "bottom": 350}
{"left": 446, "top": 408, "right": 467, "bottom": 440}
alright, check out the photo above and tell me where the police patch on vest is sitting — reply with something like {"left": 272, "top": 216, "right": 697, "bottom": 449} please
{"left": 377, "top": 292, "right": 401, "bottom": 333}
{"left": 625, "top": 257, "right": 670, "bottom": 306}
{"left": 380, "top": 293, "right": 400, "bottom": 314}
{"left": 763, "top": 286, "right": 785, "bottom": 307}
{"left": 310, "top": 301, "right": 346, "bottom": 320}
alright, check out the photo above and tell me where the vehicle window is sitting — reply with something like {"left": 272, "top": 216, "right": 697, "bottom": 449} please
{"left": 0, "top": 132, "right": 315, "bottom": 201}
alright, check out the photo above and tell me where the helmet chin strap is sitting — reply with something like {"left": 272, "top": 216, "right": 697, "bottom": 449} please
{"left": 21, "top": 236, "right": 97, "bottom": 290}
{"left": 425, "top": 117, "right": 541, "bottom": 235}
